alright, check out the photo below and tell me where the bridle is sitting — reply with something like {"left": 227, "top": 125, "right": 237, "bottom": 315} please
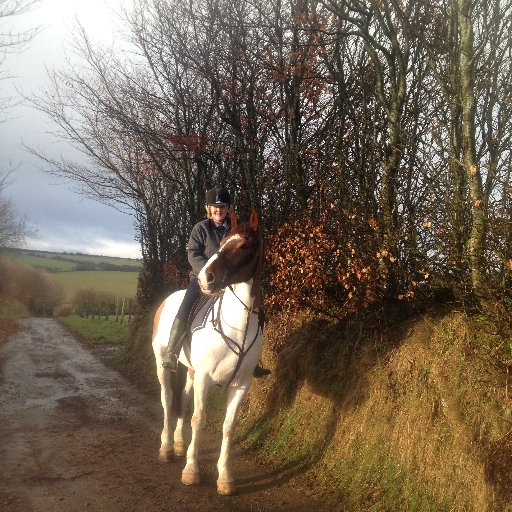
{"left": 215, "top": 245, "right": 258, "bottom": 291}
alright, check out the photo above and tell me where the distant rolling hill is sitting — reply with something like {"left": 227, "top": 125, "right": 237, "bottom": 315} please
{"left": 2, "top": 248, "right": 140, "bottom": 302}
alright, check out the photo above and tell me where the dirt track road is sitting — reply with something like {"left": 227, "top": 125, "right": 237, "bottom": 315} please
{"left": 0, "top": 318, "right": 329, "bottom": 512}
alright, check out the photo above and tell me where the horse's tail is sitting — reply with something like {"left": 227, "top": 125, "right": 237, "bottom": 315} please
{"left": 170, "top": 362, "right": 187, "bottom": 418}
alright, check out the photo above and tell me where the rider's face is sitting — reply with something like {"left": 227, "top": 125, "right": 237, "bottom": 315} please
{"left": 210, "top": 204, "right": 228, "bottom": 224}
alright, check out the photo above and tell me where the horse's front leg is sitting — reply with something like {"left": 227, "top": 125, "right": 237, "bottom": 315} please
{"left": 173, "top": 368, "right": 194, "bottom": 457}
{"left": 217, "top": 385, "right": 249, "bottom": 495}
{"left": 181, "top": 371, "right": 211, "bottom": 486}
{"left": 156, "top": 364, "right": 174, "bottom": 462}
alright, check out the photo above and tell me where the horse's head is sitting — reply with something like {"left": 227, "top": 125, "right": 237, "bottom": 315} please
{"left": 198, "top": 210, "right": 262, "bottom": 296}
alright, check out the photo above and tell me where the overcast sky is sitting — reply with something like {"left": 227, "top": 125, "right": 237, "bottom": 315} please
{"left": 0, "top": 0, "right": 142, "bottom": 259}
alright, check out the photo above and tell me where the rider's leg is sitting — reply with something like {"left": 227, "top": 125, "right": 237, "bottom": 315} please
{"left": 162, "top": 278, "right": 202, "bottom": 371}
{"left": 161, "top": 318, "right": 187, "bottom": 371}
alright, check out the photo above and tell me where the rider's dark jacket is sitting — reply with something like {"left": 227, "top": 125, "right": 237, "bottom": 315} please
{"left": 187, "top": 217, "right": 231, "bottom": 278}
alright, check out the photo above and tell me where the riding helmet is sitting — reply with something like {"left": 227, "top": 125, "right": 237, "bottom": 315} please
{"left": 205, "top": 187, "right": 231, "bottom": 206}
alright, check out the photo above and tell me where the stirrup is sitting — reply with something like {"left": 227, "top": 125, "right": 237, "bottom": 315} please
{"left": 162, "top": 353, "right": 179, "bottom": 372}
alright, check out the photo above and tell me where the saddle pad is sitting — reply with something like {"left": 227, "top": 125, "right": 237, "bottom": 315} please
{"left": 181, "top": 293, "right": 217, "bottom": 353}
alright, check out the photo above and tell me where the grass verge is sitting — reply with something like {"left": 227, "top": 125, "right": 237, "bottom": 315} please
{"left": 0, "top": 297, "right": 29, "bottom": 345}
{"left": 58, "top": 314, "right": 130, "bottom": 344}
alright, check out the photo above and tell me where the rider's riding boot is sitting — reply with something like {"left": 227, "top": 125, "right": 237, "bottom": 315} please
{"left": 161, "top": 317, "right": 187, "bottom": 372}
{"left": 253, "top": 363, "right": 271, "bottom": 378}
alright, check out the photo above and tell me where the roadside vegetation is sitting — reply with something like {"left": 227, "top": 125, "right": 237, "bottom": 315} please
{"left": 0, "top": 258, "right": 64, "bottom": 316}
{"left": 0, "top": 250, "right": 138, "bottom": 319}
{"left": 236, "top": 308, "right": 512, "bottom": 512}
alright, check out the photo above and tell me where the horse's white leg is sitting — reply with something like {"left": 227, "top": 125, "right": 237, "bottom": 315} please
{"left": 216, "top": 385, "right": 249, "bottom": 495}
{"left": 173, "top": 369, "right": 194, "bottom": 457}
{"left": 156, "top": 364, "right": 174, "bottom": 462}
{"left": 182, "top": 371, "right": 210, "bottom": 486}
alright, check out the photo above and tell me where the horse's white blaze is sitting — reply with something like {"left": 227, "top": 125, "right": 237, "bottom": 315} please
{"left": 197, "top": 253, "right": 218, "bottom": 287}
{"left": 152, "top": 222, "right": 263, "bottom": 495}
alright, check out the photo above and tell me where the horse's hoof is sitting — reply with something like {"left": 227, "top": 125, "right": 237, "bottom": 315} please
{"left": 158, "top": 450, "right": 173, "bottom": 463}
{"left": 182, "top": 470, "right": 200, "bottom": 486}
{"left": 217, "top": 480, "right": 236, "bottom": 495}
{"left": 174, "top": 442, "right": 186, "bottom": 457}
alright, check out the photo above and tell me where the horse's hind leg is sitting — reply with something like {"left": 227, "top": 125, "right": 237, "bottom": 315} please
{"left": 156, "top": 364, "right": 174, "bottom": 462}
{"left": 217, "top": 385, "right": 249, "bottom": 495}
{"left": 182, "top": 371, "right": 211, "bottom": 486}
{"left": 173, "top": 368, "right": 194, "bottom": 457}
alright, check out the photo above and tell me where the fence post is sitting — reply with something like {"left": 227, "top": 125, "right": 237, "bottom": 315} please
{"left": 120, "top": 298, "right": 125, "bottom": 324}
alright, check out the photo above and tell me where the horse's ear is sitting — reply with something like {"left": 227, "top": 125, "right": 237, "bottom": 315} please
{"left": 230, "top": 210, "right": 238, "bottom": 229}
{"left": 249, "top": 210, "right": 259, "bottom": 231}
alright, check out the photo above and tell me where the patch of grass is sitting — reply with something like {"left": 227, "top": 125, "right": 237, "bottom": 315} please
{"left": 4, "top": 252, "right": 77, "bottom": 271}
{"left": 52, "top": 271, "right": 138, "bottom": 302}
{"left": 324, "top": 439, "right": 447, "bottom": 512}
{"left": 2, "top": 248, "right": 140, "bottom": 269}
{"left": 59, "top": 314, "right": 130, "bottom": 344}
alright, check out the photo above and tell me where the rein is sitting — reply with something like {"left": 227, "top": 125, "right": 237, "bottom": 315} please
{"left": 197, "top": 221, "right": 264, "bottom": 386}
{"left": 213, "top": 291, "right": 262, "bottom": 387}
{"left": 194, "top": 282, "right": 263, "bottom": 388}
{"left": 215, "top": 282, "right": 263, "bottom": 387}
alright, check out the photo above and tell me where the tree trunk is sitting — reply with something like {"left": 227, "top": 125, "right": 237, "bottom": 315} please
{"left": 458, "top": 0, "right": 486, "bottom": 297}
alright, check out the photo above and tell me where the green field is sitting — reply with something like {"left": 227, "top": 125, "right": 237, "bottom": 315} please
{"left": 4, "top": 252, "right": 76, "bottom": 271}
{"left": 1, "top": 248, "right": 140, "bottom": 303}
{"left": 2, "top": 248, "right": 141, "bottom": 272}
{"left": 53, "top": 271, "right": 138, "bottom": 302}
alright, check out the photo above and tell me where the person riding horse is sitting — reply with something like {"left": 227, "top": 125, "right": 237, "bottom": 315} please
{"left": 161, "top": 187, "right": 270, "bottom": 378}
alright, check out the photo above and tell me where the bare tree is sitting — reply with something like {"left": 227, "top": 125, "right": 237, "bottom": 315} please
{"left": 0, "top": 0, "right": 39, "bottom": 54}
{"left": 394, "top": 0, "right": 512, "bottom": 301}
{"left": 26, "top": 0, "right": 512, "bottom": 311}
{"left": 0, "top": 0, "right": 40, "bottom": 111}
{"left": 0, "top": 168, "right": 33, "bottom": 248}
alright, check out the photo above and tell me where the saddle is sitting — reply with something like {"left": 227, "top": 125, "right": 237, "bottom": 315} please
{"left": 181, "top": 293, "right": 218, "bottom": 353}
{"left": 179, "top": 288, "right": 265, "bottom": 378}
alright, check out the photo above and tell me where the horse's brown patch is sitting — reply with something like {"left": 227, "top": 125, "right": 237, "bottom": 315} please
{"left": 152, "top": 300, "right": 165, "bottom": 341}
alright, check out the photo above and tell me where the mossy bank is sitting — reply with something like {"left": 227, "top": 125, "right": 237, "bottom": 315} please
{"left": 125, "top": 305, "right": 512, "bottom": 511}
{"left": 236, "top": 310, "right": 512, "bottom": 511}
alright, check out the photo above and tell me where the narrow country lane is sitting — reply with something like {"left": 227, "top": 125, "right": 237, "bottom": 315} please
{"left": 0, "top": 318, "right": 330, "bottom": 512}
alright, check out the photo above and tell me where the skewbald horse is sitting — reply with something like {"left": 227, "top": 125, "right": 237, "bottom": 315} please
{"left": 152, "top": 210, "right": 264, "bottom": 495}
